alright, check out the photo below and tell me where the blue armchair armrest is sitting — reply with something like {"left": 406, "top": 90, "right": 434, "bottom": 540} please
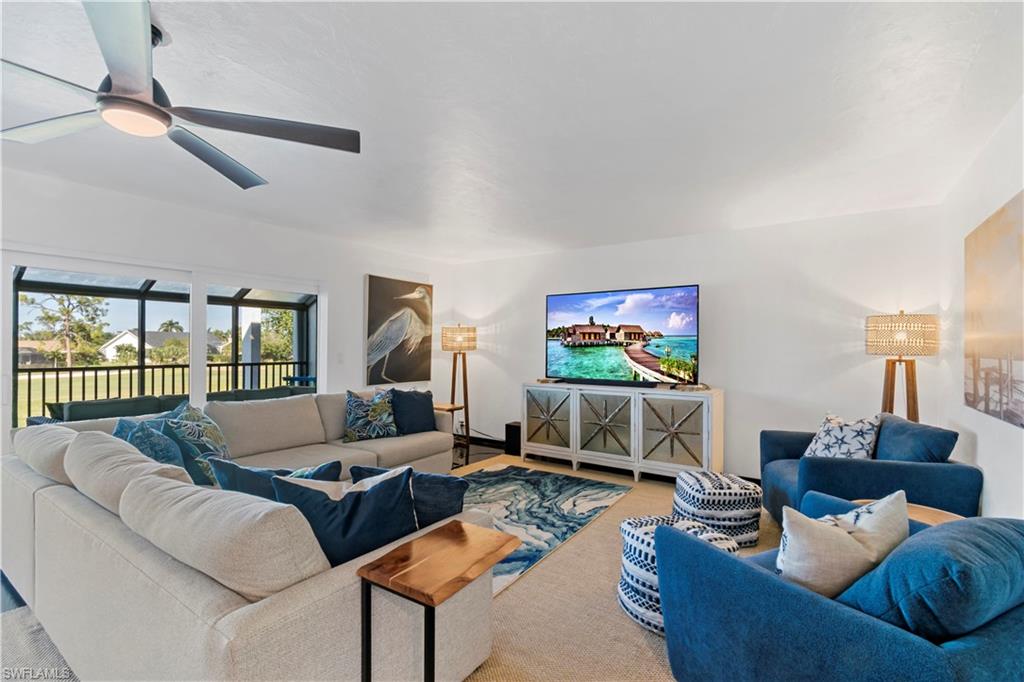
{"left": 654, "top": 526, "right": 950, "bottom": 682}
{"left": 797, "top": 457, "right": 983, "bottom": 518}
{"left": 759, "top": 430, "right": 814, "bottom": 470}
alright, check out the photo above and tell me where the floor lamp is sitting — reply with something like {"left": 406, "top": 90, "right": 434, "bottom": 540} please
{"left": 441, "top": 324, "right": 477, "bottom": 450}
{"left": 865, "top": 310, "right": 939, "bottom": 422}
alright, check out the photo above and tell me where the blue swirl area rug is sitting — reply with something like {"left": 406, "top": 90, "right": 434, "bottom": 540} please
{"left": 462, "top": 465, "right": 631, "bottom": 594}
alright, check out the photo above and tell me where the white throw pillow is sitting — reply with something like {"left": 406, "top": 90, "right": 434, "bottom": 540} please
{"left": 803, "top": 414, "right": 880, "bottom": 459}
{"left": 776, "top": 491, "right": 908, "bottom": 597}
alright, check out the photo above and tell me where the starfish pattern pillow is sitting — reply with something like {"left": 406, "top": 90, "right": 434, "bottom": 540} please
{"left": 803, "top": 414, "right": 880, "bottom": 459}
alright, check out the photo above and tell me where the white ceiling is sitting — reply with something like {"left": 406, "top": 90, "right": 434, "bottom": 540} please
{"left": 2, "top": 2, "right": 1021, "bottom": 262}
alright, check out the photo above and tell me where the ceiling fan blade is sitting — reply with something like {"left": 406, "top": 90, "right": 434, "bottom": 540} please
{"left": 167, "top": 126, "right": 267, "bottom": 190}
{"left": 82, "top": 0, "right": 153, "bottom": 97}
{"left": 1, "top": 110, "right": 102, "bottom": 144}
{"left": 167, "top": 106, "right": 360, "bottom": 153}
{"left": 1, "top": 59, "right": 98, "bottom": 100}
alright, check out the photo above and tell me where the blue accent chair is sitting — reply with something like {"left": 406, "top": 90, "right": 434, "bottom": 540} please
{"left": 655, "top": 492, "right": 1024, "bottom": 682}
{"left": 759, "top": 429, "right": 983, "bottom": 523}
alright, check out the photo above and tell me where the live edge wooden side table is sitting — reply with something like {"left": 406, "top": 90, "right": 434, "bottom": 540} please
{"left": 357, "top": 520, "right": 520, "bottom": 682}
{"left": 433, "top": 403, "right": 468, "bottom": 464}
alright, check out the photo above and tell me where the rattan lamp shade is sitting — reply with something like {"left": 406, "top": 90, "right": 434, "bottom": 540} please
{"left": 865, "top": 311, "right": 939, "bottom": 357}
{"left": 441, "top": 325, "right": 477, "bottom": 352}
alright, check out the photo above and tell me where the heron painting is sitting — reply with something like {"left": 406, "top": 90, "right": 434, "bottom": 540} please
{"left": 366, "top": 275, "right": 433, "bottom": 385}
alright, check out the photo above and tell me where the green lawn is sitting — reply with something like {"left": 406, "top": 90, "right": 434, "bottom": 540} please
{"left": 15, "top": 366, "right": 275, "bottom": 426}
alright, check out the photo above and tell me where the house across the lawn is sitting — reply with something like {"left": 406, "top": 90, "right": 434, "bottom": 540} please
{"left": 17, "top": 339, "right": 63, "bottom": 366}
{"left": 98, "top": 329, "right": 219, "bottom": 362}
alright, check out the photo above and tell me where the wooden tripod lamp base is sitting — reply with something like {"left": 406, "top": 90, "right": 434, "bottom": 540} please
{"left": 441, "top": 325, "right": 477, "bottom": 451}
{"left": 881, "top": 358, "right": 919, "bottom": 422}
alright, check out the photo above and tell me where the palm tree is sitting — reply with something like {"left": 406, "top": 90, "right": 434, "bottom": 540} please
{"left": 158, "top": 319, "right": 184, "bottom": 333}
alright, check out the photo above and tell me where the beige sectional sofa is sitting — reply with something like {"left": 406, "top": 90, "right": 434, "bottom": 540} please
{"left": 1, "top": 392, "right": 492, "bottom": 681}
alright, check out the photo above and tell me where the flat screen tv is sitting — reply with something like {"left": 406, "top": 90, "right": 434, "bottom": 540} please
{"left": 546, "top": 284, "right": 699, "bottom": 385}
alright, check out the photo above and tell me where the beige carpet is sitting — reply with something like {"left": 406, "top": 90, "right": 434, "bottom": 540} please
{"left": 454, "top": 455, "right": 780, "bottom": 682}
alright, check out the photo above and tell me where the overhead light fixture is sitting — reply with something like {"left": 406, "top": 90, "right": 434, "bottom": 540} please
{"left": 97, "top": 97, "right": 171, "bottom": 137}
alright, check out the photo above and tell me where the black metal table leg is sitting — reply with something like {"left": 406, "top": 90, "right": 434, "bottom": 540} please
{"left": 362, "top": 580, "right": 438, "bottom": 682}
{"left": 424, "top": 605, "right": 435, "bottom": 682}
{"left": 361, "top": 578, "right": 371, "bottom": 682}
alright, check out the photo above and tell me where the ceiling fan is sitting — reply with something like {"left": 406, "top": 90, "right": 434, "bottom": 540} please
{"left": 0, "top": 1, "right": 360, "bottom": 189}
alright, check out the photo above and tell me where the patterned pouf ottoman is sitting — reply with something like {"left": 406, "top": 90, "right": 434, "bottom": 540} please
{"left": 617, "top": 515, "right": 739, "bottom": 635}
{"left": 672, "top": 470, "right": 763, "bottom": 548}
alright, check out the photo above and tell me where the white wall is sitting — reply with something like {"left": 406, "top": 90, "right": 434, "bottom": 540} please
{"left": 446, "top": 204, "right": 950, "bottom": 477}
{"left": 937, "top": 98, "right": 1024, "bottom": 518}
{"left": 0, "top": 169, "right": 455, "bottom": 445}
{"left": 445, "top": 98, "right": 1024, "bottom": 517}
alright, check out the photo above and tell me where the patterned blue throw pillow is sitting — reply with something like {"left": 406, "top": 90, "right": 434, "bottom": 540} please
{"left": 343, "top": 390, "right": 398, "bottom": 442}
{"left": 350, "top": 465, "right": 468, "bottom": 528}
{"left": 208, "top": 457, "right": 342, "bottom": 500}
{"left": 272, "top": 467, "right": 418, "bottom": 566}
{"left": 803, "top": 414, "right": 880, "bottom": 459}
{"left": 162, "top": 404, "right": 231, "bottom": 485}
{"left": 124, "top": 422, "right": 187, "bottom": 469}
{"left": 111, "top": 401, "right": 189, "bottom": 441}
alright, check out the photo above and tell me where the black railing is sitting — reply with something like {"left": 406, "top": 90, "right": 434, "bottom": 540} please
{"left": 17, "top": 360, "right": 308, "bottom": 423}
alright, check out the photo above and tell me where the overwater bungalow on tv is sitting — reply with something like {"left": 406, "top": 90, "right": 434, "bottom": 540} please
{"left": 561, "top": 324, "right": 663, "bottom": 347}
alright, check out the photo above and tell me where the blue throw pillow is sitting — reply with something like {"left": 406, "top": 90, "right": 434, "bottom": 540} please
{"left": 875, "top": 413, "right": 959, "bottom": 463}
{"left": 111, "top": 401, "right": 189, "bottom": 441}
{"left": 350, "top": 465, "right": 468, "bottom": 527}
{"left": 837, "top": 518, "right": 1024, "bottom": 640}
{"left": 343, "top": 390, "right": 398, "bottom": 442}
{"left": 208, "top": 457, "right": 342, "bottom": 500}
{"left": 124, "top": 422, "right": 187, "bottom": 468}
{"left": 390, "top": 389, "right": 437, "bottom": 435}
{"left": 112, "top": 418, "right": 138, "bottom": 441}
{"left": 272, "top": 467, "right": 418, "bottom": 566}
{"left": 160, "top": 405, "right": 231, "bottom": 485}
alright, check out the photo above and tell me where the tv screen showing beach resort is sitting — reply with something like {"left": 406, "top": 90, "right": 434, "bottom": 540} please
{"left": 546, "top": 285, "right": 699, "bottom": 385}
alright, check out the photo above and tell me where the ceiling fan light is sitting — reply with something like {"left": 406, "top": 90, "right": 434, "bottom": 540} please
{"left": 97, "top": 98, "right": 170, "bottom": 137}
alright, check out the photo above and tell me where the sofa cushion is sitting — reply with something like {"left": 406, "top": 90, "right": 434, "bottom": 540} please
{"left": 390, "top": 389, "right": 437, "bottom": 435}
{"left": 62, "top": 395, "right": 163, "bottom": 422}
{"left": 64, "top": 431, "right": 192, "bottom": 514}
{"left": 332, "top": 431, "right": 453, "bottom": 469}
{"left": 235, "top": 387, "right": 292, "bottom": 401}
{"left": 776, "top": 492, "right": 908, "bottom": 597}
{"left": 209, "top": 457, "right": 342, "bottom": 500}
{"left": 12, "top": 424, "right": 78, "bottom": 485}
{"left": 837, "top": 518, "right": 1024, "bottom": 640}
{"left": 235, "top": 443, "right": 377, "bottom": 480}
{"left": 351, "top": 465, "right": 468, "bottom": 527}
{"left": 120, "top": 474, "right": 330, "bottom": 601}
{"left": 271, "top": 467, "right": 418, "bottom": 566}
{"left": 157, "top": 394, "right": 189, "bottom": 412}
{"left": 875, "top": 413, "right": 959, "bottom": 463}
{"left": 761, "top": 458, "right": 800, "bottom": 522}
{"left": 315, "top": 393, "right": 347, "bottom": 442}
{"left": 205, "top": 394, "right": 326, "bottom": 459}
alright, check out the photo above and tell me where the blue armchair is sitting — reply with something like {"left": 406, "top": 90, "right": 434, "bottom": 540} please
{"left": 655, "top": 492, "right": 1024, "bottom": 682}
{"left": 759, "top": 429, "right": 983, "bottom": 523}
